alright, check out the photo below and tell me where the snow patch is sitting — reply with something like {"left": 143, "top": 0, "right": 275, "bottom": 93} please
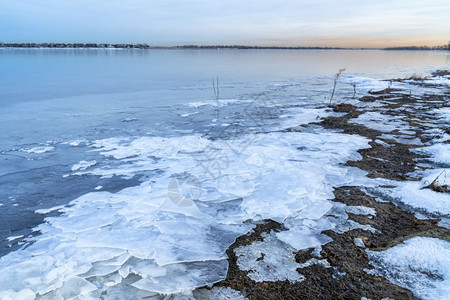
{"left": 367, "top": 237, "right": 450, "bottom": 300}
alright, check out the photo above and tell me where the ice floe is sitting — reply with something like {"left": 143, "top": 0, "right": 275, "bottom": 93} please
{"left": 234, "top": 232, "right": 305, "bottom": 283}
{"left": 20, "top": 146, "right": 55, "bottom": 154}
{"left": 71, "top": 160, "right": 97, "bottom": 172}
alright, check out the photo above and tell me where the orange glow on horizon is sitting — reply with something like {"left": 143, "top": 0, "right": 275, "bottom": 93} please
{"left": 260, "top": 37, "right": 450, "bottom": 49}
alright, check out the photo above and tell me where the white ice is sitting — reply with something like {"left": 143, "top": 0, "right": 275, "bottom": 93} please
{"left": 71, "top": 160, "right": 97, "bottom": 172}
{"left": 20, "top": 146, "right": 55, "bottom": 154}
{"left": 0, "top": 124, "right": 371, "bottom": 297}
{"left": 7, "top": 75, "right": 446, "bottom": 297}
{"left": 234, "top": 232, "right": 305, "bottom": 283}
{"left": 193, "top": 287, "right": 247, "bottom": 299}
{"left": 188, "top": 98, "right": 250, "bottom": 108}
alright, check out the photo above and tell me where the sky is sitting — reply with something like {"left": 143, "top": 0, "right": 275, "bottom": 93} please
{"left": 1, "top": 0, "right": 449, "bottom": 48}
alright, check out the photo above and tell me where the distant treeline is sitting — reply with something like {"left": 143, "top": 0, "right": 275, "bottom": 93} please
{"left": 384, "top": 43, "right": 450, "bottom": 51}
{"left": 1, "top": 42, "right": 449, "bottom": 50}
{"left": 0, "top": 43, "right": 345, "bottom": 50}
{"left": 0, "top": 43, "right": 157, "bottom": 49}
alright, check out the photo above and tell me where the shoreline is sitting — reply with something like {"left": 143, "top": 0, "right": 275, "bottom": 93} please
{"left": 211, "top": 73, "right": 450, "bottom": 299}
{"left": 0, "top": 68, "right": 448, "bottom": 298}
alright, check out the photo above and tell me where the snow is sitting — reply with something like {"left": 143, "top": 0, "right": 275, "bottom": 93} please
{"left": 434, "top": 106, "right": 450, "bottom": 123}
{"left": 380, "top": 169, "right": 450, "bottom": 216}
{"left": 416, "top": 144, "right": 450, "bottom": 165}
{"left": 423, "top": 75, "right": 450, "bottom": 87}
{"left": 350, "top": 111, "right": 410, "bottom": 133}
{"left": 367, "top": 237, "right": 450, "bottom": 300}
{"left": 343, "top": 76, "right": 391, "bottom": 91}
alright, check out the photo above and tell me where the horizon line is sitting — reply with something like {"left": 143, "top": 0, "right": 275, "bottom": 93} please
{"left": 1, "top": 42, "right": 450, "bottom": 51}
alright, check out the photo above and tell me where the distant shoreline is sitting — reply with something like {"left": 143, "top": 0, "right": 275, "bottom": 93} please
{"left": 1, "top": 43, "right": 448, "bottom": 51}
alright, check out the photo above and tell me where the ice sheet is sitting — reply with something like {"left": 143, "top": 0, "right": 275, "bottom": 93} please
{"left": 0, "top": 125, "right": 372, "bottom": 297}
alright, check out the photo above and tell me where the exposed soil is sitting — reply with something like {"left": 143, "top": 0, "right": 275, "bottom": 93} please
{"left": 213, "top": 77, "right": 450, "bottom": 299}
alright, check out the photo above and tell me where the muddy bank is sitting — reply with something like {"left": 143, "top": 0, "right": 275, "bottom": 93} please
{"left": 210, "top": 77, "right": 449, "bottom": 299}
{"left": 214, "top": 185, "right": 449, "bottom": 300}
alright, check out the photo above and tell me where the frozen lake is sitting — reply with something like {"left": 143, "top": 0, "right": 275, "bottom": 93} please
{"left": 0, "top": 48, "right": 449, "bottom": 298}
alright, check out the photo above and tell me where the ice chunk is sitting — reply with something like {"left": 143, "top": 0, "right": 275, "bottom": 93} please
{"left": 193, "top": 287, "right": 247, "bottom": 299}
{"left": 71, "top": 160, "right": 97, "bottom": 171}
{"left": 354, "top": 237, "right": 366, "bottom": 248}
{"left": 35, "top": 205, "right": 66, "bottom": 215}
{"left": 276, "top": 217, "right": 333, "bottom": 251}
{"left": 130, "top": 259, "right": 229, "bottom": 294}
{"left": 345, "top": 205, "right": 376, "bottom": 216}
{"left": 0, "top": 289, "right": 36, "bottom": 300}
{"left": 46, "top": 277, "right": 97, "bottom": 299}
{"left": 20, "top": 146, "right": 55, "bottom": 154}
{"left": 66, "top": 139, "right": 88, "bottom": 147}
{"left": 234, "top": 232, "right": 304, "bottom": 283}
{"left": 6, "top": 235, "right": 24, "bottom": 242}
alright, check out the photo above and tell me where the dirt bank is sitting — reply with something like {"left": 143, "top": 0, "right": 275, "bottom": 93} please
{"left": 212, "top": 77, "right": 450, "bottom": 299}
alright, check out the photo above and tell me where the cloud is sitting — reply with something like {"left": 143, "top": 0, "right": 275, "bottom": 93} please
{"left": 1, "top": 0, "right": 449, "bottom": 47}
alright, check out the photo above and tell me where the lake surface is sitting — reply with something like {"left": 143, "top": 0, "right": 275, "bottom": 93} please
{"left": 0, "top": 49, "right": 448, "bottom": 298}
